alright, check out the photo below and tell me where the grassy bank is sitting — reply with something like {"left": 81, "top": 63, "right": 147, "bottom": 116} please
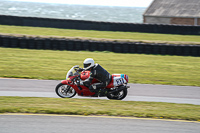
{"left": 0, "top": 96, "right": 199, "bottom": 121}
{"left": 0, "top": 47, "right": 200, "bottom": 86}
{"left": 0, "top": 25, "right": 200, "bottom": 44}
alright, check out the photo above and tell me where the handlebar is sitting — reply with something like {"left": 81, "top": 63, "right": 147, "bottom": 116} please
{"left": 68, "top": 75, "right": 80, "bottom": 85}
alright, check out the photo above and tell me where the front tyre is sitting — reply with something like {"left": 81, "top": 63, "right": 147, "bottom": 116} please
{"left": 107, "top": 89, "right": 127, "bottom": 100}
{"left": 55, "top": 83, "right": 76, "bottom": 98}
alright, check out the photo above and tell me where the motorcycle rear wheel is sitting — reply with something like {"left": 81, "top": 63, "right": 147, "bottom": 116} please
{"left": 55, "top": 83, "right": 76, "bottom": 98}
{"left": 106, "top": 89, "right": 127, "bottom": 100}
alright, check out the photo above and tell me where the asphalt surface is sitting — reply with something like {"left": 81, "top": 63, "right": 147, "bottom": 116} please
{"left": 0, "top": 114, "right": 199, "bottom": 133}
{"left": 0, "top": 78, "right": 200, "bottom": 104}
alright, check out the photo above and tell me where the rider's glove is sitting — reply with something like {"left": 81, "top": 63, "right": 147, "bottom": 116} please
{"left": 76, "top": 79, "right": 84, "bottom": 86}
{"left": 77, "top": 68, "right": 84, "bottom": 72}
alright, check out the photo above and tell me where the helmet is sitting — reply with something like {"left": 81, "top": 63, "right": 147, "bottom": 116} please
{"left": 83, "top": 58, "right": 95, "bottom": 70}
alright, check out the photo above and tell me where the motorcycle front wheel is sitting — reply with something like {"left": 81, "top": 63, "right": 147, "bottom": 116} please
{"left": 106, "top": 89, "right": 127, "bottom": 100}
{"left": 55, "top": 83, "right": 76, "bottom": 98}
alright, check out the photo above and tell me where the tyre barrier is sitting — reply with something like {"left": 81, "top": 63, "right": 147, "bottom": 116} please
{"left": 0, "top": 15, "right": 200, "bottom": 35}
{"left": 0, "top": 35, "right": 199, "bottom": 57}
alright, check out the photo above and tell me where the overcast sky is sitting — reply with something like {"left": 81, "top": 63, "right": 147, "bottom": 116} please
{"left": 9, "top": 0, "right": 154, "bottom": 7}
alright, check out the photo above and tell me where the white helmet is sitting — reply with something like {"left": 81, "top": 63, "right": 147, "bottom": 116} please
{"left": 83, "top": 58, "right": 95, "bottom": 70}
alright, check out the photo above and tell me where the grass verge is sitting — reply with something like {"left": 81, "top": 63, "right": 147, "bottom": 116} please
{"left": 0, "top": 47, "right": 200, "bottom": 86}
{"left": 0, "top": 96, "right": 199, "bottom": 121}
{"left": 0, "top": 25, "right": 200, "bottom": 45}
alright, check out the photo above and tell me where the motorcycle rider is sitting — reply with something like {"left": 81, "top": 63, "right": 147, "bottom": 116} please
{"left": 79, "top": 58, "right": 111, "bottom": 96}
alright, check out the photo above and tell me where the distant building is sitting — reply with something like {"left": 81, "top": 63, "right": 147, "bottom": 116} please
{"left": 143, "top": 0, "right": 200, "bottom": 25}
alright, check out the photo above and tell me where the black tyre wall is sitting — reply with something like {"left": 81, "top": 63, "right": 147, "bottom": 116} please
{"left": 0, "top": 15, "right": 200, "bottom": 35}
{"left": 0, "top": 35, "right": 200, "bottom": 57}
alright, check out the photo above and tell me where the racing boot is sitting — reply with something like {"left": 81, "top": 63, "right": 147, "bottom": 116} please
{"left": 98, "top": 89, "right": 108, "bottom": 97}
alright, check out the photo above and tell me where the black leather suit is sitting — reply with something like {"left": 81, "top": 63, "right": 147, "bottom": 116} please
{"left": 81, "top": 64, "right": 111, "bottom": 92}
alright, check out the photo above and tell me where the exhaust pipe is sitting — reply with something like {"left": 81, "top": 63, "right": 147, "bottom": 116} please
{"left": 108, "top": 86, "right": 129, "bottom": 94}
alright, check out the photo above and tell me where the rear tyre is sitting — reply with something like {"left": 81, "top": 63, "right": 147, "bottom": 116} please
{"left": 107, "top": 88, "right": 127, "bottom": 100}
{"left": 55, "top": 83, "right": 76, "bottom": 98}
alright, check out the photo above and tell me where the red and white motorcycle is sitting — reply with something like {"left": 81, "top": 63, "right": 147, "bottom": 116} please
{"left": 55, "top": 65, "right": 129, "bottom": 100}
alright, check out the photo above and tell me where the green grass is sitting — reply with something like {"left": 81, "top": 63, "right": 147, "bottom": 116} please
{"left": 1, "top": 25, "right": 200, "bottom": 44}
{"left": 0, "top": 96, "right": 199, "bottom": 121}
{"left": 0, "top": 47, "right": 200, "bottom": 86}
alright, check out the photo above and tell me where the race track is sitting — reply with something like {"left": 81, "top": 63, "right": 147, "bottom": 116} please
{"left": 1, "top": 78, "right": 200, "bottom": 133}
{"left": 0, "top": 114, "right": 199, "bottom": 133}
{"left": 0, "top": 78, "right": 200, "bottom": 105}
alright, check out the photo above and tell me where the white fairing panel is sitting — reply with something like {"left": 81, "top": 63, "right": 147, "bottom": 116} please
{"left": 113, "top": 77, "right": 127, "bottom": 86}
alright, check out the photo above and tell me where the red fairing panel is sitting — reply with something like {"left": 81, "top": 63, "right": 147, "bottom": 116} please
{"left": 124, "top": 74, "right": 129, "bottom": 83}
{"left": 76, "top": 85, "right": 95, "bottom": 96}
{"left": 61, "top": 80, "right": 68, "bottom": 84}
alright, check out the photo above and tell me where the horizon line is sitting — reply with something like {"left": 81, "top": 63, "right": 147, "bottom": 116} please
{"left": 7, "top": 0, "right": 148, "bottom": 8}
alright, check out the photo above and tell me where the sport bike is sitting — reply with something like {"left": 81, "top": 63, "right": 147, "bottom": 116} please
{"left": 55, "top": 65, "right": 129, "bottom": 100}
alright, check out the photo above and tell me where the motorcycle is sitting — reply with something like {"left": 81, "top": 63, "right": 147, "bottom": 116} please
{"left": 55, "top": 65, "right": 130, "bottom": 100}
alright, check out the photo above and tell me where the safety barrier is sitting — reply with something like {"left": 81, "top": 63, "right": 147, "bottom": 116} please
{"left": 0, "top": 15, "right": 200, "bottom": 35}
{"left": 0, "top": 35, "right": 199, "bottom": 56}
